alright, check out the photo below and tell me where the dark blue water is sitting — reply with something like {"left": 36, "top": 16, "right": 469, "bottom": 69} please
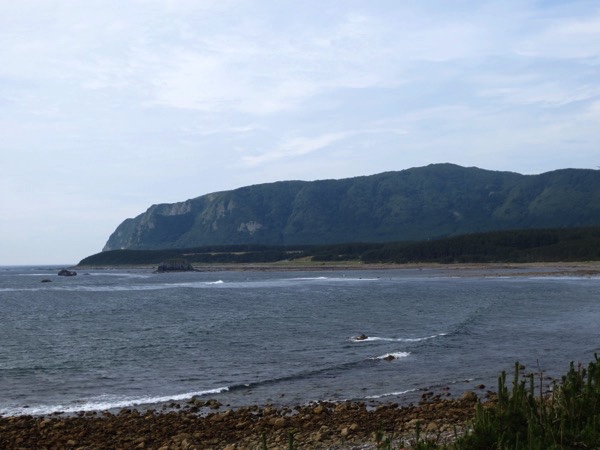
{"left": 1, "top": 266, "right": 599, "bottom": 416}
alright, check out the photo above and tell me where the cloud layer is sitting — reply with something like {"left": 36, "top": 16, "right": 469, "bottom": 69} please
{"left": 1, "top": 0, "right": 599, "bottom": 264}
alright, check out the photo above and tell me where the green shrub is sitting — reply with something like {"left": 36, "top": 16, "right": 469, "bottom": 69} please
{"left": 455, "top": 355, "right": 600, "bottom": 449}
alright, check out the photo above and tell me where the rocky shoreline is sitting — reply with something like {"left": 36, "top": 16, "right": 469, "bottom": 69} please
{"left": 0, "top": 393, "right": 485, "bottom": 449}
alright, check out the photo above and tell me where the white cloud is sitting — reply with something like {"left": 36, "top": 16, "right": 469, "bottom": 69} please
{"left": 2, "top": 0, "right": 600, "bottom": 263}
{"left": 242, "top": 132, "right": 354, "bottom": 167}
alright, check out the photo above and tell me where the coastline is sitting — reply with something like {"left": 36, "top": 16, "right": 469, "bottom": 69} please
{"left": 4, "top": 262, "right": 598, "bottom": 448}
{"left": 0, "top": 395, "right": 483, "bottom": 449}
{"left": 74, "top": 260, "right": 600, "bottom": 278}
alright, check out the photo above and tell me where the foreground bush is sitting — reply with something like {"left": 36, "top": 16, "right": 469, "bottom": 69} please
{"left": 404, "top": 355, "right": 600, "bottom": 450}
{"left": 457, "top": 355, "right": 600, "bottom": 449}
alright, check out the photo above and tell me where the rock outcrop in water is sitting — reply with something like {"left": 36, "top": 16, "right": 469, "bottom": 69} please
{"left": 58, "top": 269, "right": 77, "bottom": 276}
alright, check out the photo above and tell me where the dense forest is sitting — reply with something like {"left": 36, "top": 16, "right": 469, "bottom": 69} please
{"left": 78, "top": 227, "right": 600, "bottom": 266}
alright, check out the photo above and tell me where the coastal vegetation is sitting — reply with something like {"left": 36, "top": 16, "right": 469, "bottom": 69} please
{"left": 456, "top": 356, "right": 600, "bottom": 449}
{"left": 78, "top": 226, "right": 600, "bottom": 266}
{"left": 388, "top": 355, "right": 600, "bottom": 449}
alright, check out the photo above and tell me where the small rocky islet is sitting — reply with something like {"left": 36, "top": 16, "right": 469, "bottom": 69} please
{"left": 0, "top": 392, "right": 487, "bottom": 449}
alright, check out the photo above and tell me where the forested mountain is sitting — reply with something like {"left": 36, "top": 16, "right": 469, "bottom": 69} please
{"left": 103, "top": 164, "right": 600, "bottom": 251}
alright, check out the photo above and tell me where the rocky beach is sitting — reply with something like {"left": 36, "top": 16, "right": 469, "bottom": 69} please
{"left": 0, "top": 392, "right": 484, "bottom": 449}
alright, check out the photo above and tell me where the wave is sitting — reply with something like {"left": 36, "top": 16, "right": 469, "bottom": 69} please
{"left": 365, "top": 388, "right": 417, "bottom": 399}
{"left": 228, "top": 352, "right": 403, "bottom": 394}
{"left": 372, "top": 351, "right": 411, "bottom": 361}
{"left": 1, "top": 351, "right": 413, "bottom": 416}
{"left": 1, "top": 280, "right": 226, "bottom": 293}
{"left": 0, "top": 285, "right": 164, "bottom": 293}
{"left": 159, "top": 280, "right": 225, "bottom": 288}
{"left": 87, "top": 272, "right": 153, "bottom": 279}
{"left": 0, "top": 387, "right": 229, "bottom": 417}
{"left": 290, "top": 276, "right": 379, "bottom": 282}
{"left": 351, "top": 333, "right": 447, "bottom": 343}
{"left": 291, "top": 276, "right": 329, "bottom": 281}
{"left": 2, "top": 359, "right": 374, "bottom": 416}
{"left": 16, "top": 273, "right": 57, "bottom": 277}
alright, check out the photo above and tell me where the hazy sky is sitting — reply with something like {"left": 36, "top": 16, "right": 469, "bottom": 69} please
{"left": 1, "top": 1, "right": 599, "bottom": 265}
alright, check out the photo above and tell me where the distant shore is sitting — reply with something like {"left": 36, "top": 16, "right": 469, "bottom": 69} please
{"left": 74, "top": 260, "right": 600, "bottom": 278}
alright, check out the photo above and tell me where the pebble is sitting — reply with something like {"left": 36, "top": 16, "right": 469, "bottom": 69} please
{"left": 0, "top": 396, "right": 481, "bottom": 449}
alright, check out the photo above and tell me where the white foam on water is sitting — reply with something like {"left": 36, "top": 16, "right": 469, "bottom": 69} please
{"left": 372, "top": 351, "right": 411, "bottom": 360}
{"left": 0, "top": 387, "right": 229, "bottom": 417}
{"left": 289, "top": 276, "right": 379, "bottom": 282}
{"left": 352, "top": 333, "right": 447, "bottom": 343}
{"left": 290, "top": 276, "right": 329, "bottom": 281}
{"left": 365, "top": 388, "right": 417, "bottom": 399}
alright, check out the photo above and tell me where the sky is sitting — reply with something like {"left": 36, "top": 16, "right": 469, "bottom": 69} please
{"left": 1, "top": 0, "right": 599, "bottom": 265}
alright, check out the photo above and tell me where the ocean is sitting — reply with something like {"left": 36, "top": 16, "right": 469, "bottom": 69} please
{"left": 1, "top": 265, "right": 599, "bottom": 417}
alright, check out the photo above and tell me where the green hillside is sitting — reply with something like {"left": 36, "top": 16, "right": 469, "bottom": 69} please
{"left": 103, "top": 164, "right": 600, "bottom": 251}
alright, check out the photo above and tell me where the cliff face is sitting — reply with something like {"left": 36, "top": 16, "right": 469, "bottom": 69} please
{"left": 103, "top": 164, "right": 600, "bottom": 251}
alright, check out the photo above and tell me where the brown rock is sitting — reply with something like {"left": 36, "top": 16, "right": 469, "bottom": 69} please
{"left": 311, "top": 431, "right": 323, "bottom": 441}
{"left": 268, "top": 417, "right": 286, "bottom": 428}
{"left": 313, "top": 404, "right": 325, "bottom": 414}
{"left": 426, "top": 422, "right": 439, "bottom": 432}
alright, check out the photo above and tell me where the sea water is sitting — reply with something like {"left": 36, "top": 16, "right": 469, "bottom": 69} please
{"left": 1, "top": 265, "right": 599, "bottom": 416}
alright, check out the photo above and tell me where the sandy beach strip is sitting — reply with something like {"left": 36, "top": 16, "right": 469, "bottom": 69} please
{"left": 74, "top": 261, "right": 600, "bottom": 278}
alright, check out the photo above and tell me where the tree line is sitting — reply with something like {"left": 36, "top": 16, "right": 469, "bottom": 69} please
{"left": 78, "top": 227, "right": 600, "bottom": 266}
